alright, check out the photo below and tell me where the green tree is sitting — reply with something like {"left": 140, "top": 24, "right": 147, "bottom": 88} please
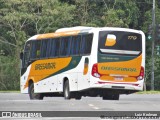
{"left": 0, "top": 0, "right": 160, "bottom": 90}
{"left": 102, "top": 0, "right": 139, "bottom": 27}
{"left": 0, "top": 0, "right": 75, "bottom": 90}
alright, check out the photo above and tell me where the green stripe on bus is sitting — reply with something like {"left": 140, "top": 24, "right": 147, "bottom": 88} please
{"left": 98, "top": 52, "right": 138, "bottom": 63}
{"left": 42, "top": 56, "right": 82, "bottom": 80}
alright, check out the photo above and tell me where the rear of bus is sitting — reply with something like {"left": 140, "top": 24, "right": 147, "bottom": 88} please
{"left": 91, "top": 28, "right": 145, "bottom": 97}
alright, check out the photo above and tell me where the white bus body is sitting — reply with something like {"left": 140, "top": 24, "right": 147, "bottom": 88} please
{"left": 20, "top": 27, "right": 145, "bottom": 100}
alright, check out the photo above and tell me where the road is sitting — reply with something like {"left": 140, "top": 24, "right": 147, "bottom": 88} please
{"left": 0, "top": 93, "right": 160, "bottom": 119}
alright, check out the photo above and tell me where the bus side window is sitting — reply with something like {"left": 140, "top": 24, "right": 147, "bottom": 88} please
{"left": 46, "top": 39, "right": 51, "bottom": 58}
{"left": 36, "top": 41, "right": 41, "bottom": 58}
{"left": 30, "top": 40, "right": 41, "bottom": 59}
{"left": 40, "top": 39, "right": 50, "bottom": 58}
{"left": 23, "top": 41, "right": 31, "bottom": 68}
{"left": 70, "top": 35, "right": 81, "bottom": 56}
{"left": 60, "top": 37, "right": 71, "bottom": 57}
{"left": 50, "top": 38, "right": 60, "bottom": 58}
{"left": 80, "top": 34, "right": 93, "bottom": 55}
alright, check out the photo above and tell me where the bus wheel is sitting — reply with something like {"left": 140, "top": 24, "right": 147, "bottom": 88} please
{"left": 64, "top": 80, "right": 72, "bottom": 100}
{"left": 102, "top": 94, "right": 119, "bottom": 100}
{"left": 111, "top": 94, "right": 119, "bottom": 100}
{"left": 75, "top": 93, "right": 82, "bottom": 100}
{"left": 29, "top": 82, "right": 43, "bottom": 100}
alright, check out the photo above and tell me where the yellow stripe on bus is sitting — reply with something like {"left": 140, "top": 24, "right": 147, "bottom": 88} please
{"left": 98, "top": 54, "right": 142, "bottom": 77}
{"left": 37, "top": 30, "right": 80, "bottom": 39}
{"left": 24, "top": 57, "right": 72, "bottom": 89}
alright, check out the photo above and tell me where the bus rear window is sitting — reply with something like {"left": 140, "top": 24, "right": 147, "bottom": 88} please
{"left": 98, "top": 31, "right": 142, "bottom": 55}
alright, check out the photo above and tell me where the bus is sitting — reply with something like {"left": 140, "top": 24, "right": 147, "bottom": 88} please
{"left": 20, "top": 26, "right": 145, "bottom": 100}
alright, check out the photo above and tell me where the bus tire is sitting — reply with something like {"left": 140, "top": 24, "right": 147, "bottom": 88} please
{"left": 102, "top": 94, "right": 119, "bottom": 100}
{"left": 29, "top": 82, "right": 43, "bottom": 100}
{"left": 75, "top": 93, "right": 82, "bottom": 100}
{"left": 64, "top": 80, "right": 73, "bottom": 100}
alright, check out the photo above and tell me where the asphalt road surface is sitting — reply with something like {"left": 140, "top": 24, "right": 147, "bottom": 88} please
{"left": 0, "top": 93, "right": 160, "bottom": 120}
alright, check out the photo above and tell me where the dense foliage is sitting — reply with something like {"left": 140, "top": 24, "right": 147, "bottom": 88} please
{"left": 0, "top": 0, "right": 160, "bottom": 90}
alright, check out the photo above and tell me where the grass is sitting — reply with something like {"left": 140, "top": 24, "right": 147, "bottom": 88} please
{"left": 0, "top": 91, "right": 20, "bottom": 93}
{"left": 137, "top": 90, "right": 160, "bottom": 94}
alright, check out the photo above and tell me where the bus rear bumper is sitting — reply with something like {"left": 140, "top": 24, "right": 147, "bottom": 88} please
{"left": 90, "top": 81, "right": 144, "bottom": 91}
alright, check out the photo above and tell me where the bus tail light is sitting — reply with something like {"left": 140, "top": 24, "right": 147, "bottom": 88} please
{"left": 137, "top": 66, "right": 144, "bottom": 80}
{"left": 91, "top": 64, "right": 101, "bottom": 78}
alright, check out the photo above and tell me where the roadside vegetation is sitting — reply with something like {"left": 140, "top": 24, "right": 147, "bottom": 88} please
{"left": 0, "top": 0, "right": 160, "bottom": 91}
{"left": 137, "top": 90, "right": 160, "bottom": 94}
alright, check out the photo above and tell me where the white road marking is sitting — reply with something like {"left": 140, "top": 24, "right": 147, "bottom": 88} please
{"left": 88, "top": 104, "right": 99, "bottom": 110}
{"left": 93, "top": 107, "right": 99, "bottom": 110}
{"left": 88, "top": 104, "right": 94, "bottom": 107}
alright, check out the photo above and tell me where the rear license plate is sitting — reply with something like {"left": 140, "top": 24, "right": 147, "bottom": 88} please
{"left": 115, "top": 77, "right": 124, "bottom": 81}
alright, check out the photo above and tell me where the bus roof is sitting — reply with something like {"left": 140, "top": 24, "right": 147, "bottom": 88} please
{"left": 28, "top": 26, "right": 143, "bottom": 41}
{"left": 55, "top": 26, "right": 93, "bottom": 32}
